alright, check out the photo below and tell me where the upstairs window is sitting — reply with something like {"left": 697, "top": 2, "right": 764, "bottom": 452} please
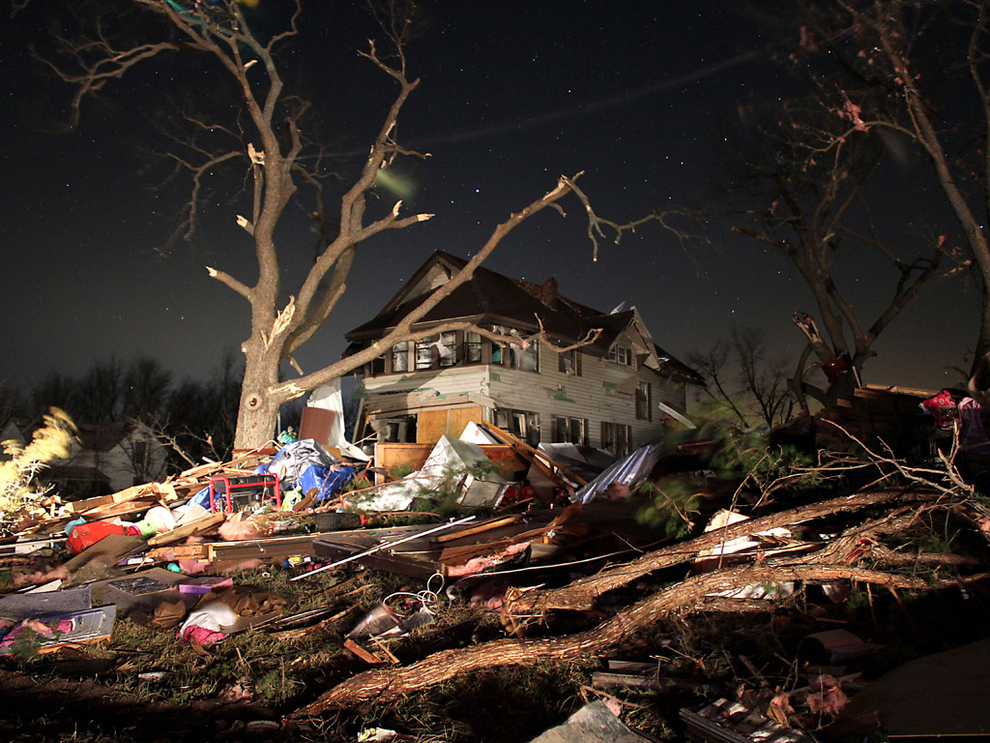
{"left": 392, "top": 342, "right": 409, "bottom": 372}
{"left": 438, "top": 331, "right": 457, "bottom": 367}
{"left": 636, "top": 381, "right": 652, "bottom": 421}
{"left": 415, "top": 336, "right": 436, "bottom": 370}
{"left": 609, "top": 344, "right": 633, "bottom": 367}
{"left": 464, "top": 331, "right": 484, "bottom": 364}
{"left": 510, "top": 342, "right": 538, "bottom": 371}
{"left": 558, "top": 349, "right": 582, "bottom": 376}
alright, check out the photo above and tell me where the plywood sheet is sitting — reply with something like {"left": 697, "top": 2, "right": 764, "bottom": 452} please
{"left": 416, "top": 409, "right": 449, "bottom": 444}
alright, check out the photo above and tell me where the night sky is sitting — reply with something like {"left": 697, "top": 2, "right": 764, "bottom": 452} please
{"left": 0, "top": 1, "right": 978, "bottom": 400}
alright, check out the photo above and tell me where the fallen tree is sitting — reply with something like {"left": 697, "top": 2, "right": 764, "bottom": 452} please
{"left": 505, "top": 487, "right": 931, "bottom": 614}
{"left": 294, "top": 562, "right": 986, "bottom": 715}
{"left": 291, "top": 484, "right": 987, "bottom": 716}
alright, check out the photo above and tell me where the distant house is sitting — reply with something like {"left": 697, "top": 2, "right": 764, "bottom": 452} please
{"left": 343, "top": 251, "right": 702, "bottom": 455}
{"left": 0, "top": 420, "right": 26, "bottom": 459}
{"left": 42, "top": 420, "right": 168, "bottom": 497}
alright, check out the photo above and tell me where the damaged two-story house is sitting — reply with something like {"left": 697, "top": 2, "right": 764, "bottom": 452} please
{"left": 344, "top": 251, "right": 702, "bottom": 455}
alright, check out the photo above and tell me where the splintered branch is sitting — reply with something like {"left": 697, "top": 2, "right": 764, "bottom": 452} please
{"left": 821, "top": 419, "right": 975, "bottom": 499}
{"left": 506, "top": 487, "right": 929, "bottom": 615}
{"left": 525, "top": 316, "right": 603, "bottom": 354}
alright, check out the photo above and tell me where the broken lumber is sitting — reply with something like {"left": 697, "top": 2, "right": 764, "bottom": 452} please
{"left": 478, "top": 422, "right": 586, "bottom": 487}
{"left": 67, "top": 482, "right": 178, "bottom": 519}
{"left": 146, "top": 512, "right": 225, "bottom": 548}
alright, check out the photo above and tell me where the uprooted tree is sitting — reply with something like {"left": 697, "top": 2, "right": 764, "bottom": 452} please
{"left": 25, "top": 0, "right": 649, "bottom": 449}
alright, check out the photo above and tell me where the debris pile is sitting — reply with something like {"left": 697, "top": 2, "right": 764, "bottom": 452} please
{"left": 2, "top": 398, "right": 990, "bottom": 741}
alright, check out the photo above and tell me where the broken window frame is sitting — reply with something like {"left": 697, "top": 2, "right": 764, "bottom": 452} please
{"left": 370, "top": 353, "right": 386, "bottom": 376}
{"left": 391, "top": 342, "right": 410, "bottom": 373}
{"left": 509, "top": 342, "right": 539, "bottom": 372}
{"left": 636, "top": 381, "right": 652, "bottom": 421}
{"left": 558, "top": 349, "right": 582, "bottom": 376}
{"left": 552, "top": 415, "right": 588, "bottom": 445}
{"left": 415, "top": 336, "right": 437, "bottom": 370}
{"left": 369, "top": 415, "right": 417, "bottom": 443}
{"left": 438, "top": 331, "right": 457, "bottom": 367}
{"left": 494, "top": 408, "right": 541, "bottom": 447}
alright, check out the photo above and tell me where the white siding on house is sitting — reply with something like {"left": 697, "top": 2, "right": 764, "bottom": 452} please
{"left": 360, "top": 338, "right": 690, "bottom": 449}
{"left": 361, "top": 366, "right": 494, "bottom": 417}
{"left": 487, "top": 347, "right": 685, "bottom": 448}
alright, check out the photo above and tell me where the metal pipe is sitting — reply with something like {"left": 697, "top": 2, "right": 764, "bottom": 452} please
{"left": 290, "top": 515, "right": 476, "bottom": 581}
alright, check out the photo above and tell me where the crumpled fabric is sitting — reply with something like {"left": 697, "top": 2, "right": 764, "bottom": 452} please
{"left": 177, "top": 600, "right": 238, "bottom": 645}
{"left": 180, "top": 624, "right": 225, "bottom": 646}
{"left": 130, "top": 600, "right": 187, "bottom": 630}
{"left": 202, "top": 587, "right": 291, "bottom": 616}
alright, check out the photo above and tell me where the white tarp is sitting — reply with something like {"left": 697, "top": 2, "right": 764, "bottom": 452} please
{"left": 353, "top": 435, "right": 508, "bottom": 511}
{"left": 307, "top": 379, "right": 370, "bottom": 461}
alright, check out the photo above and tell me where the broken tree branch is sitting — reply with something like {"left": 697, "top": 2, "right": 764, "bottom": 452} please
{"left": 506, "top": 487, "right": 936, "bottom": 615}
{"left": 289, "top": 560, "right": 988, "bottom": 715}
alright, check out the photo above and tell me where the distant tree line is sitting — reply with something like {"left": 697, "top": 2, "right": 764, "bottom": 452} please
{"left": 1, "top": 353, "right": 245, "bottom": 475}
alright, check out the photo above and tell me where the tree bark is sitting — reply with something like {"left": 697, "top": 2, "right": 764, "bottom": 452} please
{"left": 507, "top": 487, "right": 927, "bottom": 615}
{"left": 289, "top": 560, "right": 987, "bottom": 716}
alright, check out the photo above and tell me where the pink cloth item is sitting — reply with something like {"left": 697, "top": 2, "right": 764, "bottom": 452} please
{"left": 180, "top": 624, "right": 225, "bottom": 646}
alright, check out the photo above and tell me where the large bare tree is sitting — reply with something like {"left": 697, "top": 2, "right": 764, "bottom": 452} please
{"left": 26, "top": 0, "right": 642, "bottom": 448}
{"left": 770, "top": 0, "right": 990, "bottom": 375}
{"left": 689, "top": 327, "right": 795, "bottom": 429}
{"left": 723, "top": 91, "right": 948, "bottom": 410}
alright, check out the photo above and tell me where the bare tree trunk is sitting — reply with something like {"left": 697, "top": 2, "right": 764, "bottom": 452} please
{"left": 234, "top": 341, "right": 282, "bottom": 450}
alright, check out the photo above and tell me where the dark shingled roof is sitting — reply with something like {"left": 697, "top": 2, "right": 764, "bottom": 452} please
{"left": 345, "top": 250, "right": 702, "bottom": 383}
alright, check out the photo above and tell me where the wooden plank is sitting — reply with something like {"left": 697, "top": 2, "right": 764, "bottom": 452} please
{"left": 67, "top": 482, "right": 177, "bottom": 515}
{"left": 147, "top": 543, "right": 208, "bottom": 561}
{"left": 146, "top": 512, "right": 225, "bottom": 547}
{"left": 447, "top": 406, "right": 484, "bottom": 439}
{"left": 432, "top": 514, "right": 523, "bottom": 544}
{"left": 313, "top": 539, "right": 441, "bottom": 580}
{"left": 343, "top": 638, "right": 385, "bottom": 665}
{"left": 299, "top": 407, "right": 336, "bottom": 447}
{"left": 374, "top": 443, "right": 433, "bottom": 483}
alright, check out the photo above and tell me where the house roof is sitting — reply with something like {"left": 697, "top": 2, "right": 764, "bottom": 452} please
{"left": 74, "top": 421, "right": 152, "bottom": 452}
{"left": 345, "top": 250, "right": 702, "bottom": 384}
